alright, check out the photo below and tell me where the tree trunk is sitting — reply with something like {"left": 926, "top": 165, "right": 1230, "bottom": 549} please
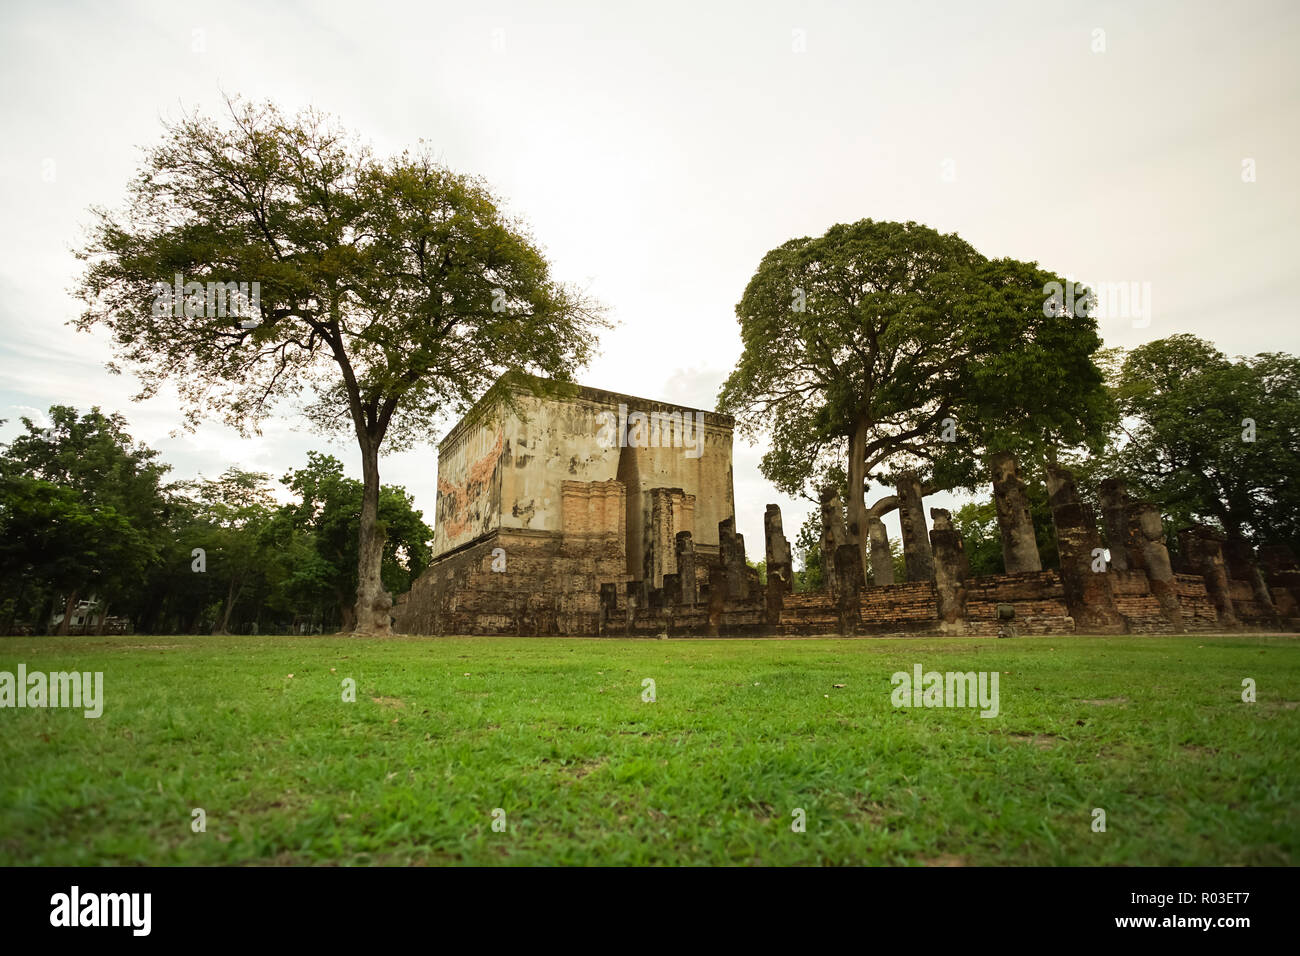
{"left": 94, "top": 601, "right": 109, "bottom": 636}
{"left": 36, "top": 594, "right": 54, "bottom": 635}
{"left": 845, "top": 418, "right": 870, "bottom": 584}
{"left": 136, "top": 591, "right": 160, "bottom": 635}
{"left": 3, "top": 580, "right": 25, "bottom": 635}
{"left": 56, "top": 590, "right": 78, "bottom": 636}
{"left": 215, "top": 577, "right": 237, "bottom": 634}
{"left": 338, "top": 590, "right": 357, "bottom": 632}
{"left": 354, "top": 437, "right": 393, "bottom": 635}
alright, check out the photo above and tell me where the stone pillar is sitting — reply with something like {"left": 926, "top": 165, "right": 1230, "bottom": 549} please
{"left": 1259, "top": 545, "right": 1300, "bottom": 619}
{"left": 834, "top": 543, "right": 863, "bottom": 636}
{"left": 597, "top": 583, "right": 617, "bottom": 635}
{"left": 930, "top": 508, "right": 971, "bottom": 578}
{"left": 895, "top": 473, "right": 935, "bottom": 582}
{"left": 929, "top": 508, "right": 967, "bottom": 633}
{"left": 764, "top": 504, "right": 793, "bottom": 595}
{"left": 1124, "top": 511, "right": 1148, "bottom": 573}
{"left": 819, "top": 488, "right": 848, "bottom": 597}
{"left": 1179, "top": 525, "right": 1238, "bottom": 628}
{"left": 1129, "top": 502, "right": 1183, "bottom": 631}
{"left": 663, "top": 573, "right": 681, "bottom": 607}
{"left": 866, "top": 515, "right": 895, "bottom": 586}
{"left": 675, "top": 531, "right": 698, "bottom": 606}
{"left": 990, "top": 451, "right": 1042, "bottom": 573}
{"left": 718, "top": 517, "right": 748, "bottom": 601}
{"left": 1045, "top": 464, "right": 1125, "bottom": 632}
{"left": 1224, "top": 538, "right": 1278, "bottom": 623}
{"left": 707, "top": 562, "right": 727, "bottom": 636}
{"left": 1098, "top": 478, "right": 1132, "bottom": 571}
{"left": 647, "top": 487, "right": 694, "bottom": 590}
{"left": 624, "top": 582, "right": 640, "bottom": 636}
{"left": 764, "top": 572, "right": 785, "bottom": 628}
{"left": 763, "top": 504, "right": 791, "bottom": 626}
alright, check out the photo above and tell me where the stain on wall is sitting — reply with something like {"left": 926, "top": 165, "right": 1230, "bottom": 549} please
{"left": 429, "top": 380, "right": 734, "bottom": 576}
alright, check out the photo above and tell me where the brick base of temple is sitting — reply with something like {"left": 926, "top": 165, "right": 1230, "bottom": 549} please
{"left": 394, "top": 474, "right": 1300, "bottom": 638}
{"left": 393, "top": 527, "right": 1300, "bottom": 638}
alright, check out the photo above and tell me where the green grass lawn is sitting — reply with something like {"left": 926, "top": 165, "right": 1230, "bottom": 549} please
{"left": 1, "top": 633, "right": 1297, "bottom": 866}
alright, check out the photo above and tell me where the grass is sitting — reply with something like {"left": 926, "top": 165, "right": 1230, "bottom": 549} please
{"left": 1, "top": 632, "right": 1297, "bottom": 866}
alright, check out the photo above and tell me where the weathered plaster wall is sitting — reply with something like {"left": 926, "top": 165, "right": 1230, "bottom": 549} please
{"left": 497, "top": 391, "right": 624, "bottom": 539}
{"left": 620, "top": 431, "right": 733, "bottom": 579}
{"left": 431, "top": 411, "right": 507, "bottom": 557}
{"left": 429, "top": 382, "right": 734, "bottom": 578}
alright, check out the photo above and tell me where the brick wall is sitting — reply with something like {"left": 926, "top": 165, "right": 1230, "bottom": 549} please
{"left": 1226, "top": 578, "right": 1274, "bottom": 624}
{"left": 393, "top": 527, "right": 627, "bottom": 636}
{"left": 395, "top": 530, "right": 1288, "bottom": 638}
{"left": 963, "top": 571, "right": 1074, "bottom": 635}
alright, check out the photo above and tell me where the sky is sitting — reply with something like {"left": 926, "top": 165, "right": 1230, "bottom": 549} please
{"left": 1, "top": 0, "right": 1297, "bottom": 561}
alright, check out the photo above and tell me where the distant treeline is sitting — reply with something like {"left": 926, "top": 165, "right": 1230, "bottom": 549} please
{"left": 0, "top": 406, "right": 431, "bottom": 635}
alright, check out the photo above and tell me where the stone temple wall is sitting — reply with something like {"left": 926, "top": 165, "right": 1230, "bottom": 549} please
{"left": 428, "top": 378, "right": 732, "bottom": 584}
{"left": 397, "top": 380, "right": 1300, "bottom": 639}
{"left": 395, "top": 481, "right": 629, "bottom": 636}
{"left": 396, "top": 376, "right": 736, "bottom": 635}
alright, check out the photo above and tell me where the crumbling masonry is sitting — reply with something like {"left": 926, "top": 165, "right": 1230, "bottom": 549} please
{"left": 393, "top": 380, "right": 1300, "bottom": 637}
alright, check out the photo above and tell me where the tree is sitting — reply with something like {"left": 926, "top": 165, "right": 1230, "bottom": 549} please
{"left": 1096, "top": 334, "right": 1300, "bottom": 554}
{"left": 0, "top": 477, "right": 99, "bottom": 633}
{"left": 129, "top": 495, "right": 216, "bottom": 635}
{"left": 0, "top": 406, "right": 171, "bottom": 633}
{"left": 792, "top": 512, "right": 825, "bottom": 592}
{"left": 75, "top": 99, "right": 604, "bottom": 634}
{"left": 280, "top": 452, "right": 431, "bottom": 630}
{"left": 792, "top": 504, "right": 907, "bottom": 591}
{"left": 952, "top": 490, "right": 1058, "bottom": 577}
{"left": 178, "top": 468, "right": 279, "bottom": 634}
{"left": 718, "top": 219, "right": 1109, "bottom": 577}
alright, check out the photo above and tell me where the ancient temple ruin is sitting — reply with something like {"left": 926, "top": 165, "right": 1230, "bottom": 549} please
{"left": 394, "top": 378, "right": 1300, "bottom": 637}
{"left": 393, "top": 377, "right": 734, "bottom": 635}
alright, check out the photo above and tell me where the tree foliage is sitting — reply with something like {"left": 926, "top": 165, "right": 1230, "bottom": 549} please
{"left": 717, "top": 219, "right": 1110, "bottom": 575}
{"left": 0, "top": 405, "right": 431, "bottom": 635}
{"left": 0, "top": 407, "right": 171, "bottom": 632}
{"left": 175, "top": 468, "right": 279, "bottom": 634}
{"left": 1093, "top": 334, "right": 1300, "bottom": 551}
{"left": 75, "top": 98, "right": 604, "bottom": 632}
{"left": 952, "top": 489, "right": 1058, "bottom": 578}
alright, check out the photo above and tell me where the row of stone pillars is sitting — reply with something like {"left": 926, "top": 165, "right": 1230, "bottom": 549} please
{"left": 820, "top": 452, "right": 1046, "bottom": 589}
{"left": 924, "top": 477, "right": 1173, "bottom": 637}
{"left": 815, "top": 450, "right": 1271, "bottom": 633}
{"left": 1176, "top": 522, "right": 1280, "bottom": 628}
{"left": 819, "top": 488, "right": 896, "bottom": 589}
{"left": 659, "top": 509, "right": 798, "bottom": 633}
{"left": 1043, "top": 465, "right": 1127, "bottom": 632}
{"left": 829, "top": 506, "right": 965, "bottom": 635}
{"left": 663, "top": 476, "right": 1272, "bottom": 636}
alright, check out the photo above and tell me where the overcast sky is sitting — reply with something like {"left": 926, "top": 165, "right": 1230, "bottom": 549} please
{"left": 1, "top": 0, "right": 1297, "bottom": 559}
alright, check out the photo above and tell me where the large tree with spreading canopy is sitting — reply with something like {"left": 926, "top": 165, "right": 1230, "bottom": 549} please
{"left": 75, "top": 99, "right": 604, "bottom": 633}
{"left": 718, "top": 219, "right": 1111, "bottom": 577}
